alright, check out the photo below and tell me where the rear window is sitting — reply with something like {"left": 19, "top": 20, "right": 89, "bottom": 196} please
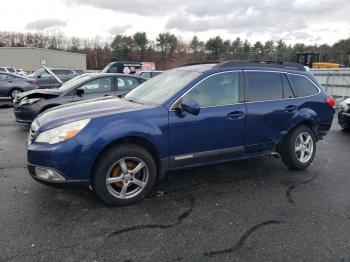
{"left": 246, "top": 72, "right": 283, "bottom": 102}
{"left": 289, "top": 74, "right": 319, "bottom": 97}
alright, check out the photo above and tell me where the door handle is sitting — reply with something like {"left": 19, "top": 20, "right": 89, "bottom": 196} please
{"left": 227, "top": 111, "right": 245, "bottom": 120}
{"left": 285, "top": 105, "right": 298, "bottom": 113}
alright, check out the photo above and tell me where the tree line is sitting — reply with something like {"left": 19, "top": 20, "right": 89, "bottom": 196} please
{"left": 0, "top": 30, "right": 349, "bottom": 70}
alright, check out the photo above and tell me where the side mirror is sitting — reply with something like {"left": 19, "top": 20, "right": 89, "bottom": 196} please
{"left": 76, "top": 88, "right": 84, "bottom": 96}
{"left": 179, "top": 98, "right": 200, "bottom": 115}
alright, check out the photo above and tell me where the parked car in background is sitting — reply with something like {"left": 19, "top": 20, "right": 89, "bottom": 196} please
{"left": 13, "top": 73, "right": 145, "bottom": 123}
{"left": 0, "top": 67, "right": 17, "bottom": 74}
{"left": 338, "top": 98, "right": 350, "bottom": 130}
{"left": 26, "top": 61, "right": 335, "bottom": 206}
{"left": 28, "top": 68, "right": 82, "bottom": 89}
{"left": 103, "top": 61, "right": 142, "bottom": 74}
{"left": 136, "top": 70, "right": 163, "bottom": 79}
{"left": 16, "top": 69, "right": 27, "bottom": 76}
{"left": 0, "top": 72, "right": 38, "bottom": 99}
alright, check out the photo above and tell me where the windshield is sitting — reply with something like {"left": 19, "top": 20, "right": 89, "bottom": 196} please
{"left": 125, "top": 70, "right": 201, "bottom": 105}
{"left": 58, "top": 75, "right": 93, "bottom": 91}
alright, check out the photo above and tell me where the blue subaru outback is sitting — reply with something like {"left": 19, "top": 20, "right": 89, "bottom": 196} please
{"left": 27, "top": 61, "right": 335, "bottom": 206}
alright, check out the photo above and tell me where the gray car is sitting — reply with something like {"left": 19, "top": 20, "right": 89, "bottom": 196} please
{"left": 0, "top": 72, "right": 38, "bottom": 99}
{"left": 28, "top": 68, "right": 82, "bottom": 89}
{"left": 13, "top": 73, "right": 145, "bottom": 123}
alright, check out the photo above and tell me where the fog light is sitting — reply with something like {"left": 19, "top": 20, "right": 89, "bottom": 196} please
{"left": 35, "top": 167, "right": 66, "bottom": 181}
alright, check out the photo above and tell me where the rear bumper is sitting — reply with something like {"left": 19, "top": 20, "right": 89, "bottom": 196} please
{"left": 14, "top": 104, "right": 40, "bottom": 123}
{"left": 338, "top": 111, "right": 350, "bottom": 129}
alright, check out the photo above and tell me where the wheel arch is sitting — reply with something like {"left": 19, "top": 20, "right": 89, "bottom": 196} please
{"left": 8, "top": 87, "right": 23, "bottom": 97}
{"left": 91, "top": 136, "right": 162, "bottom": 181}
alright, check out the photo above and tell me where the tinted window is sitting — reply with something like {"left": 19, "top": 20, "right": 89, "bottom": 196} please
{"left": 7, "top": 68, "right": 15, "bottom": 73}
{"left": 289, "top": 74, "right": 319, "bottom": 97}
{"left": 0, "top": 68, "right": 5, "bottom": 72}
{"left": 282, "top": 74, "right": 294, "bottom": 98}
{"left": 139, "top": 72, "right": 151, "bottom": 79}
{"left": 117, "top": 77, "right": 140, "bottom": 91}
{"left": 78, "top": 77, "right": 112, "bottom": 94}
{"left": 184, "top": 72, "right": 240, "bottom": 107}
{"left": 109, "top": 66, "right": 118, "bottom": 73}
{"left": 246, "top": 72, "right": 283, "bottom": 102}
{"left": 53, "top": 69, "right": 73, "bottom": 76}
{"left": 152, "top": 72, "right": 162, "bottom": 77}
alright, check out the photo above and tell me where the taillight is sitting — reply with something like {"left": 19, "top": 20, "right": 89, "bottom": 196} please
{"left": 27, "top": 80, "right": 37, "bottom": 85}
{"left": 326, "top": 96, "right": 336, "bottom": 109}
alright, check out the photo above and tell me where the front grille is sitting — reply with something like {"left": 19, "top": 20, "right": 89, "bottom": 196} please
{"left": 27, "top": 120, "right": 39, "bottom": 145}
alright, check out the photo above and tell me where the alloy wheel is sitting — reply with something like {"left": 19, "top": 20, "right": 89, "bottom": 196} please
{"left": 295, "top": 132, "right": 314, "bottom": 163}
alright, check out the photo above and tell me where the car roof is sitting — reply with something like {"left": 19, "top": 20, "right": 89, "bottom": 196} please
{"left": 175, "top": 61, "right": 308, "bottom": 75}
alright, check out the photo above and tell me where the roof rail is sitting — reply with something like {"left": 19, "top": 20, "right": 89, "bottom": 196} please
{"left": 180, "top": 61, "right": 221, "bottom": 67}
{"left": 214, "top": 60, "right": 306, "bottom": 71}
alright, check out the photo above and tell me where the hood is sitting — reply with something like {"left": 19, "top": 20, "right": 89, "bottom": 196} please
{"left": 16, "top": 89, "right": 61, "bottom": 101}
{"left": 36, "top": 97, "right": 152, "bottom": 131}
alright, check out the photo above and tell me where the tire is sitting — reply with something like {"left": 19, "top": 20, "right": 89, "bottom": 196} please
{"left": 280, "top": 125, "right": 316, "bottom": 170}
{"left": 9, "top": 88, "right": 23, "bottom": 99}
{"left": 93, "top": 144, "right": 157, "bottom": 206}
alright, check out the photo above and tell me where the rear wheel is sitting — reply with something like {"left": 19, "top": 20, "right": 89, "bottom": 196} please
{"left": 9, "top": 88, "right": 23, "bottom": 99}
{"left": 93, "top": 144, "right": 157, "bottom": 206}
{"left": 280, "top": 125, "right": 316, "bottom": 170}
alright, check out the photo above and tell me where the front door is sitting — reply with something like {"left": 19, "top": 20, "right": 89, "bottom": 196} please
{"left": 73, "top": 77, "right": 114, "bottom": 101}
{"left": 168, "top": 71, "right": 246, "bottom": 168}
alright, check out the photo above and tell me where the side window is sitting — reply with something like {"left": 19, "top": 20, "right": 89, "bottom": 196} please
{"left": 40, "top": 70, "right": 51, "bottom": 77}
{"left": 289, "top": 74, "right": 319, "bottom": 97}
{"left": 53, "top": 70, "right": 73, "bottom": 76}
{"left": 109, "top": 66, "right": 118, "bottom": 73}
{"left": 78, "top": 77, "right": 112, "bottom": 94}
{"left": 152, "top": 72, "right": 162, "bottom": 77}
{"left": 117, "top": 77, "right": 140, "bottom": 91}
{"left": 282, "top": 74, "right": 294, "bottom": 98}
{"left": 140, "top": 72, "right": 151, "bottom": 79}
{"left": 184, "top": 72, "right": 240, "bottom": 107}
{"left": 0, "top": 68, "right": 6, "bottom": 72}
{"left": 246, "top": 72, "right": 283, "bottom": 102}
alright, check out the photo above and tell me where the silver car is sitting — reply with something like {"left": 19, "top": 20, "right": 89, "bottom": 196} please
{"left": 0, "top": 72, "right": 38, "bottom": 99}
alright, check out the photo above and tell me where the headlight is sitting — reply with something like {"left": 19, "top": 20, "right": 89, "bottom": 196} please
{"left": 19, "top": 98, "right": 41, "bottom": 106}
{"left": 35, "top": 119, "right": 90, "bottom": 144}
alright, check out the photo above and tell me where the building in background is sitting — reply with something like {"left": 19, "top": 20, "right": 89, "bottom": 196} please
{"left": 0, "top": 47, "right": 86, "bottom": 72}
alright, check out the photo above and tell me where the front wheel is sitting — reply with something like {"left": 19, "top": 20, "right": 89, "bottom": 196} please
{"left": 280, "top": 125, "right": 316, "bottom": 170}
{"left": 93, "top": 144, "right": 157, "bottom": 206}
{"left": 9, "top": 88, "right": 23, "bottom": 99}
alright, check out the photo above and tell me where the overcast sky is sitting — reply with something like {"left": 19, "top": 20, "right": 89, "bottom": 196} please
{"left": 0, "top": 0, "right": 349, "bottom": 45}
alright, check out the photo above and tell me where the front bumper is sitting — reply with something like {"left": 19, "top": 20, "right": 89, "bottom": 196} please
{"left": 28, "top": 164, "right": 89, "bottom": 188}
{"left": 14, "top": 104, "right": 41, "bottom": 123}
{"left": 338, "top": 111, "right": 350, "bottom": 129}
{"left": 27, "top": 138, "right": 97, "bottom": 187}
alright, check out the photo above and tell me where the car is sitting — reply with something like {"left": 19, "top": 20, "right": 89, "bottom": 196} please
{"left": 27, "top": 60, "right": 335, "bottom": 206}
{"left": 338, "top": 98, "right": 350, "bottom": 130}
{"left": 102, "top": 61, "right": 143, "bottom": 74}
{"left": 0, "top": 72, "right": 38, "bottom": 99}
{"left": 16, "top": 69, "right": 27, "bottom": 76}
{"left": 13, "top": 73, "right": 145, "bottom": 123}
{"left": 136, "top": 70, "right": 163, "bottom": 79}
{"left": 28, "top": 68, "right": 82, "bottom": 89}
{"left": 0, "top": 66, "right": 17, "bottom": 74}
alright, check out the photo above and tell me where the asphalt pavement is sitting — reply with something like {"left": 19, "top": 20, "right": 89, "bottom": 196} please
{"left": 0, "top": 104, "right": 350, "bottom": 262}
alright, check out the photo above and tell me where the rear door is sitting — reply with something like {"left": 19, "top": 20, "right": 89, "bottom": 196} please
{"left": 244, "top": 71, "right": 298, "bottom": 153}
{"left": 115, "top": 76, "right": 142, "bottom": 97}
{"left": 73, "top": 77, "right": 113, "bottom": 101}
